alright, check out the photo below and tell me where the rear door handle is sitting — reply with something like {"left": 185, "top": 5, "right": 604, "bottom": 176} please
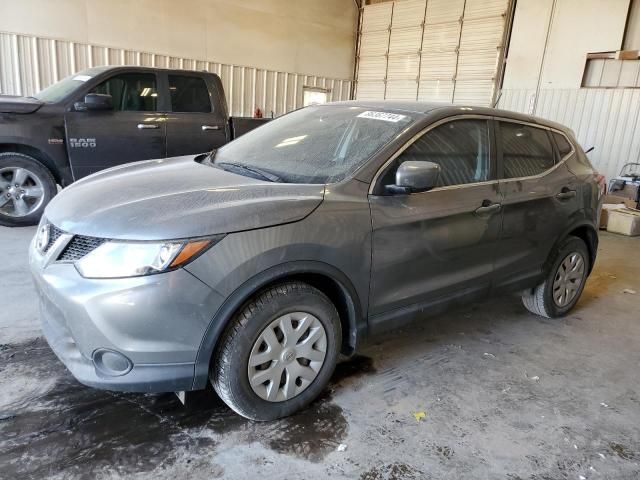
{"left": 202, "top": 125, "right": 221, "bottom": 131}
{"left": 137, "top": 123, "right": 159, "bottom": 129}
{"left": 556, "top": 189, "right": 577, "bottom": 200}
{"left": 475, "top": 202, "right": 502, "bottom": 215}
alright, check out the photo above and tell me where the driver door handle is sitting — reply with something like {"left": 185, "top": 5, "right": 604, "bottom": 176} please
{"left": 202, "top": 125, "right": 221, "bottom": 131}
{"left": 475, "top": 202, "right": 502, "bottom": 215}
{"left": 137, "top": 123, "right": 159, "bottom": 129}
{"left": 556, "top": 189, "right": 577, "bottom": 200}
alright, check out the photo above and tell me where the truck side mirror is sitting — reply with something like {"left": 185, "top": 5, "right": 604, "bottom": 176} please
{"left": 386, "top": 161, "right": 441, "bottom": 194}
{"left": 74, "top": 93, "right": 113, "bottom": 112}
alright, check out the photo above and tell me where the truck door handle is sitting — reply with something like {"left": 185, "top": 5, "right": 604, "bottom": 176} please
{"left": 202, "top": 125, "right": 220, "bottom": 131}
{"left": 556, "top": 189, "right": 577, "bottom": 200}
{"left": 137, "top": 123, "right": 159, "bottom": 129}
{"left": 475, "top": 202, "right": 502, "bottom": 215}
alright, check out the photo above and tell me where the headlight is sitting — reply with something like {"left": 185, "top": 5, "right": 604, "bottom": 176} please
{"left": 75, "top": 235, "right": 224, "bottom": 279}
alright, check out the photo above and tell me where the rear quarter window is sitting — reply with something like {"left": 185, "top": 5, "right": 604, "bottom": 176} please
{"left": 553, "top": 132, "right": 573, "bottom": 158}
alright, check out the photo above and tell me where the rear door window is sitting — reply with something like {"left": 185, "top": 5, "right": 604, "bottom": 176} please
{"left": 499, "top": 122, "right": 555, "bottom": 178}
{"left": 168, "top": 75, "right": 212, "bottom": 113}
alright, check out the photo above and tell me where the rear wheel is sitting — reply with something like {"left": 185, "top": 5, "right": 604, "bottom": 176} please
{"left": 210, "top": 281, "right": 341, "bottom": 420}
{"left": 0, "top": 153, "right": 57, "bottom": 227}
{"left": 522, "top": 236, "right": 590, "bottom": 318}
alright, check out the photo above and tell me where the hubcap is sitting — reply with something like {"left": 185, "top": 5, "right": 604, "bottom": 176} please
{"left": 552, "top": 252, "right": 586, "bottom": 307}
{"left": 248, "top": 312, "right": 327, "bottom": 402}
{"left": 0, "top": 167, "right": 45, "bottom": 218}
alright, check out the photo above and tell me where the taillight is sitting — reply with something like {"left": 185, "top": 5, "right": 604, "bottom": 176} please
{"left": 594, "top": 173, "right": 606, "bottom": 197}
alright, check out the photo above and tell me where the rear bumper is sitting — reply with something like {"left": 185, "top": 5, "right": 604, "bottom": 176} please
{"left": 29, "top": 236, "right": 225, "bottom": 393}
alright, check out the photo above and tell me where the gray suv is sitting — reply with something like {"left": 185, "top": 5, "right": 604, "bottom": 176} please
{"left": 29, "top": 102, "right": 602, "bottom": 420}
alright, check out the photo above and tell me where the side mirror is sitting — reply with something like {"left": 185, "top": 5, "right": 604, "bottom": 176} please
{"left": 387, "top": 161, "right": 440, "bottom": 194}
{"left": 74, "top": 93, "right": 113, "bottom": 112}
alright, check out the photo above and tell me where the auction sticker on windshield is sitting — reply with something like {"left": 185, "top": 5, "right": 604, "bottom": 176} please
{"left": 357, "top": 111, "right": 407, "bottom": 123}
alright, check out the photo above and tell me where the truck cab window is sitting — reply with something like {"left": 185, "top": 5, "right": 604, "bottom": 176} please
{"left": 168, "top": 75, "right": 212, "bottom": 113}
{"left": 91, "top": 73, "right": 158, "bottom": 112}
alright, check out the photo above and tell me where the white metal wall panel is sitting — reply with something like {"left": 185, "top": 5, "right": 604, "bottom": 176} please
{"left": 357, "top": 0, "right": 508, "bottom": 106}
{"left": 391, "top": 0, "right": 427, "bottom": 28}
{"left": 386, "top": 80, "right": 420, "bottom": 100}
{"left": 498, "top": 88, "right": 640, "bottom": 182}
{"left": 422, "top": 22, "right": 461, "bottom": 52}
{"left": 418, "top": 80, "right": 454, "bottom": 102}
{"left": 357, "top": 56, "right": 388, "bottom": 81}
{"left": 452, "top": 80, "right": 495, "bottom": 105}
{"left": 459, "top": 16, "right": 505, "bottom": 50}
{"left": 360, "top": 31, "right": 391, "bottom": 57}
{"left": 356, "top": 1, "right": 392, "bottom": 100}
{"left": 356, "top": 81, "right": 386, "bottom": 100}
{"left": 386, "top": 54, "right": 420, "bottom": 80}
{"left": 464, "top": 0, "right": 509, "bottom": 19}
{"left": 425, "top": 0, "right": 465, "bottom": 24}
{"left": 0, "top": 31, "right": 352, "bottom": 117}
{"left": 362, "top": 2, "right": 393, "bottom": 32}
{"left": 389, "top": 27, "right": 422, "bottom": 55}
{"left": 453, "top": 8, "right": 507, "bottom": 105}
{"left": 420, "top": 52, "right": 457, "bottom": 80}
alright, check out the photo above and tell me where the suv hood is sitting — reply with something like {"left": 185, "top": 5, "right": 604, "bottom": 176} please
{"left": 46, "top": 156, "right": 325, "bottom": 240}
{"left": 0, "top": 95, "right": 44, "bottom": 114}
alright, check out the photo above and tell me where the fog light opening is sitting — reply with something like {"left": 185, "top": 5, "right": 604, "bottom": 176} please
{"left": 93, "top": 349, "right": 133, "bottom": 377}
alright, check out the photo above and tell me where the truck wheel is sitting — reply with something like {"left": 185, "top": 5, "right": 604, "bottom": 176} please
{"left": 522, "top": 236, "right": 590, "bottom": 318}
{"left": 0, "top": 153, "right": 57, "bottom": 227}
{"left": 210, "top": 281, "right": 341, "bottom": 421}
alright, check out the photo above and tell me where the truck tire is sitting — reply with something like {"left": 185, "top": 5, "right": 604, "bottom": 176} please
{"left": 0, "top": 152, "right": 57, "bottom": 227}
{"left": 210, "top": 281, "right": 341, "bottom": 421}
{"left": 521, "top": 236, "right": 590, "bottom": 318}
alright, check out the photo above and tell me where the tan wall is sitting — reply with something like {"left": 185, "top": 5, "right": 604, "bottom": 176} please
{"left": 0, "top": 0, "right": 357, "bottom": 79}
{"left": 503, "top": 0, "right": 630, "bottom": 90}
{"left": 624, "top": 0, "right": 640, "bottom": 49}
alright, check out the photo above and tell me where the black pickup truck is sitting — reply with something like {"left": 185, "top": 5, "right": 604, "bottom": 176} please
{"left": 0, "top": 66, "right": 269, "bottom": 226}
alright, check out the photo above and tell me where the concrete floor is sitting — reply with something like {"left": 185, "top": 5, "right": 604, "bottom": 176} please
{"left": 1, "top": 226, "right": 639, "bottom": 480}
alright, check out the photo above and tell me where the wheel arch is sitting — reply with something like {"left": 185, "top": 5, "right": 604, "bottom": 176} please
{"left": 566, "top": 223, "right": 598, "bottom": 274}
{"left": 546, "top": 221, "right": 598, "bottom": 276}
{"left": 0, "top": 143, "right": 63, "bottom": 185}
{"left": 191, "top": 261, "right": 366, "bottom": 390}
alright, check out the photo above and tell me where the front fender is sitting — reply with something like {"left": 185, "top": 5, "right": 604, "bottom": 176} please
{"left": 189, "top": 260, "right": 366, "bottom": 390}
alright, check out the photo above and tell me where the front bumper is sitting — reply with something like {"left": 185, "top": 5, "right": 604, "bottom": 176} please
{"left": 29, "top": 236, "right": 225, "bottom": 393}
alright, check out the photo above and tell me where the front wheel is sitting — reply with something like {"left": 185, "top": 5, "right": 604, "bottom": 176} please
{"left": 522, "top": 236, "right": 590, "bottom": 318}
{"left": 0, "top": 153, "right": 57, "bottom": 227}
{"left": 211, "top": 282, "right": 341, "bottom": 420}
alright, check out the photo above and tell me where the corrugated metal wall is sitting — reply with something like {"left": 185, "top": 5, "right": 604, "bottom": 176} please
{"left": 498, "top": 88, "right": 640, "bottom": 181}
{"left": 0, "top": 31, "right": 352, "bottom": 117}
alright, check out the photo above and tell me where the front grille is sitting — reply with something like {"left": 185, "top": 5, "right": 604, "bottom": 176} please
{"left": 58, "top": 235, "right": 106, "bottom": 262}
{"left": 44, "top": 224, "right": 63, "bottom": 253}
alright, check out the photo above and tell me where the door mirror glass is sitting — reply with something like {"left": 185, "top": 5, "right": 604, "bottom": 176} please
{"left": 75, "top": 93, "right": 113, "bottom": 112}
{"left": 388, "top": 161, "right": 440, "bottom": 194}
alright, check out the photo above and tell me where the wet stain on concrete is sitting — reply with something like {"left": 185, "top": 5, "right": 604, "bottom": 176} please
{"left": 359, "top": 462, "right": 423, "bottom": 480}
{"left": 0, "top": 339, "right": 373, "bottom": 478}
{"left": 331, "top": 355, "right": 376, "bottom": 385}
{"left": 610, "top": 442, "right": 635, "bottom": 460}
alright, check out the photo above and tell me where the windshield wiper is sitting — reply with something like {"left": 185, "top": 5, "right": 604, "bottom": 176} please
{"left": 216, "top": 162, "right": 282, "bottom": 182}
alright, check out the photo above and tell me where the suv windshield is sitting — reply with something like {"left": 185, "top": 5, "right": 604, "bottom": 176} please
{"left": 32, "top": 68, "right": 101, "bottom": 103}
{"left": 213, "top": 105, "right": 415, "bottom": 184}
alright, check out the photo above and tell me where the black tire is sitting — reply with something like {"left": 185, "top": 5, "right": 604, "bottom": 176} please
{"left": 522, "top": 235, "right": 590, "bottom": 318}
{"left": 210, "top": 281, "right": 341, "bottom": 421}
{"left": 0, "top": 152, "right": 57, "bottom": 227}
